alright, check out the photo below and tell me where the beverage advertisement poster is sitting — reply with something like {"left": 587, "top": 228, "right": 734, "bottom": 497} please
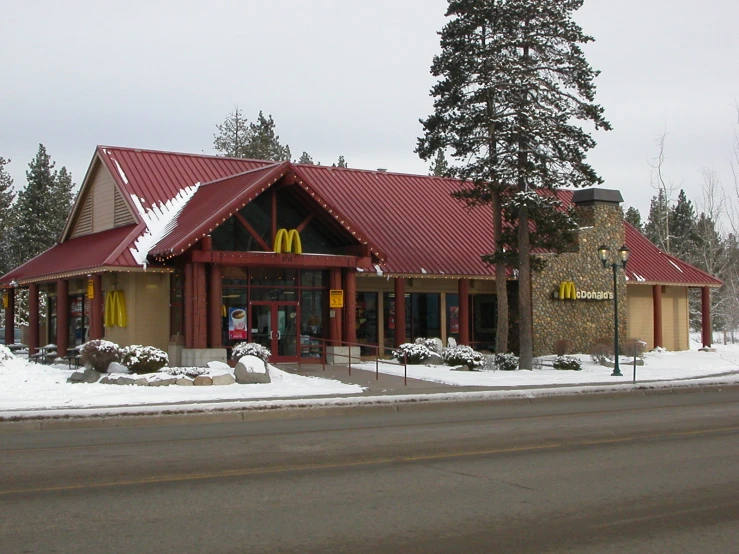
{"left": 228, "top": 307, "right": 247, "bottom": 340}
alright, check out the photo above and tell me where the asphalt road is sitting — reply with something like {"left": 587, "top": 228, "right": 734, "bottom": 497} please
{"left": 1, "top": 390, "right": 738, "bottom": 553}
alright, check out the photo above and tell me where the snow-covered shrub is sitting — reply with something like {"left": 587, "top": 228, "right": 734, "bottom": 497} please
{"left": 624, "top": 339, "right": 647, "bottom": 358}
{"left": 494, "top": 353, "right": 519, "bottom": 371}
{"left": 122, "top": 345, "right": 168, "bottom": 373}
{"left": 80, "top": 340, "right": 122, "bottom": 373}
{"left": 162, "top": 367, "right": 208, "bottom": 378}
{"left": 590, "top": 338, "right": 613, "bottom": 365}
{"left": 442, "top": 345, "right": 485, "bottom": 368}
{"left": 232, "top": 342, "right": 271, "bottom": 363}
{"left": 553, "top": 355, "right": 582, "bottom": 371}
{"left": 392, "top": 343, "right": 432, "bottom": 364}
{"left": 0, "top": 344, "right": 14, "bottom": 363}
{"left": 415, "top": 337, "right": 443, "bottom": 354}
{"left": 481, "top": 355, "right": 496, "bottom": 371}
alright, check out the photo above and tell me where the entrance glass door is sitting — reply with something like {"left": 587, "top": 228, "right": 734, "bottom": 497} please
{"left": 250, "top": 302, "right": 299, "bottom": 362}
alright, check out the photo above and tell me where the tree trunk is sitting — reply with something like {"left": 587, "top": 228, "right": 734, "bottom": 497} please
{"left": 492, "top": 190, "right": 508, "bottom": 353}
{"left": 518, "top": 205, "right": 533, "bottom": 369}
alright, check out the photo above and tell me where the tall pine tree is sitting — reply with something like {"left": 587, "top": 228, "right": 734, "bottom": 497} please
{"left": 429, "top": 150, "right": 450, "bottom": 176}
{"left": 644, "top": 189, "right": 670, "bottom": 251}
{"left": 213, "top": 106, "right": 251, "bottom": 158}
{"left": 417, "top": 0, "right": 610, "bottom": 367}
{"left": 0, "top": 157, "right": 16, "bottom": 277}
{"left": 246, "top": 111, "right": 291, "bottom": 161}
{"left": 624, "top": 207, "right": 643, "bottom": 232}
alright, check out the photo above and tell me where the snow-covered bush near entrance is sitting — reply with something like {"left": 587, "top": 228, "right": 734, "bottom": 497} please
{"left": 122, "top": 345, "right": 168, "bottom": 373}
{"left": 162, "top": 367, "right": 208, "bottom": 378}
{"left": 0, "top": 344, "right": 14, "bottom": 363}
{"left": 442, "top": 345, "right": 485, "bottom": 368}
{"left": 392, "top": 343, "right": 432, "bottom": 364}
{"left": 494, "top": 353, "right": 519, "bottom": 371}
{"left": 80, "top": 340, "right": 122, "bottom": 373}
{"left": 552, "top": 355, "right": 582, "bottom": 371}
{"left": 414, "top": 337, "right": 443, "bottom": 354}
{"left": 232, "top": 342, "right": 271, "bottom": 363}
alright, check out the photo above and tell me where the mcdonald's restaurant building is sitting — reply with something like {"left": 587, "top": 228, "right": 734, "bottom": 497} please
{"left": 0, "top": 147, "right": 721, "bottom": 365}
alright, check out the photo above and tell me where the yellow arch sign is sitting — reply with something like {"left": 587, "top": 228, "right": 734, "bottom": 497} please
{"left": 559, "top": 281, "right": 577, "bottom": 300}
{"left": 274, "top": 228, "right": 303, "bottom": 254}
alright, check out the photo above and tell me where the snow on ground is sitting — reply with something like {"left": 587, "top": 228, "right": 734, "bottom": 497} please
{"left": 0, "top": 336, "right": 737, "bottom": 416}
{"left": 354, "top": 343, "right": 739, "bottom": 387}
{"left": 0, "top": 358, "right": 362, "bottom": 413}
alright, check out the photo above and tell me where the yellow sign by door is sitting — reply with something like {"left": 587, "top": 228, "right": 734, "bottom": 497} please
{"left": 330, "top": 289, "right": 344, "bottom": 308}
{"left": 87, "top": 279, "right": 95, "bottom": 299}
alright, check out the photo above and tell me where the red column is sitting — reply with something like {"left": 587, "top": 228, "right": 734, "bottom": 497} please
{"left": 90, "top": 274, "right": 103, "bottom": 340}
{"left": 343, "top": 269, "right": 357, "bottom": 345}
{"left": 652, "top": 285, "right": 663, "bottom": 349}
{"left": 29, "top": 284, "right": 39, "bottom": 356}
{"left": 56, "top": 280, "right": 69, "bottom": 356}
{"left": 209, "top": 264, "right": 223, "bottom": 348}
{"left": 328, "top": 268, "right": 343, "bottom": 345}
{"left": 701, "top": 286, "right": 712, "bottom": 348}
{"left": 394, "top": 277, "right": 406, "bottom": 347}
{"left": 4, "top": 288, "right": 14, "bottom": 345}
{"left": 458, "top": 279, "right": 470, "bottom": 346}
{"left": 193, "top": 262, "right": 208, "bottom": 349}
{"left": 184, "top": 263, "right": 194, "bottom": 349}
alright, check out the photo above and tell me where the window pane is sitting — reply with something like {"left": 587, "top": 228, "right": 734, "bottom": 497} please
{"left": 356, "top": 292, "right": 378, "bottom": 356}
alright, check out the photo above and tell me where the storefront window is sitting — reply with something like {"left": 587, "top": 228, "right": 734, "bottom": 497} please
{"left": 300, "top": 290, "right": 323, "bottom": 358}
{"left": 48, "top": 297, "right": 57, "bottom": 345}
{"left": 410, "top": 293, "right": 441, "bottom": 340}
{"left": 472, "top": 294, "right": 496, "bottom": 351}
{"left": 69, "top": 294, "right": 87, "bottom": 346}
{"left": 356, "top": 292, "right": 378, "bottom": 356}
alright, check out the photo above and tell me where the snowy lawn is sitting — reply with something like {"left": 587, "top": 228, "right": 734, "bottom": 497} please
{"left": 0, "top": 356, "right": 363, "bottom": 412}
{"left": 353, "top": 341, "right": 739, "bottom": 387}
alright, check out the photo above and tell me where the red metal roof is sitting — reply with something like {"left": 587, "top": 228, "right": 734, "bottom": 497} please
{"left": 624, "top": 223, "right": 722, "bottom": 287}
{"left": 0, "top": 146, "right": 722, "bottom": 287}
{"left": 1, "top": 225, "right": 140, "bottom": 285}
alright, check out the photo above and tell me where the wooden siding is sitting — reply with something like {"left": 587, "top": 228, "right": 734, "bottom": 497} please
{"left": 662, "top": 286, "right": 689, "bottom": 351}
{"left": 70, "top": 191, "right": 93, "bottom": 238}
{"left": 114, "top": 186, "right": 136, "bottom": 226}
{"left": 627, "top": 285, "right": 654, "bottom": 349}
{"left": 92, "top": 167, "right": 116, "bottom": 232}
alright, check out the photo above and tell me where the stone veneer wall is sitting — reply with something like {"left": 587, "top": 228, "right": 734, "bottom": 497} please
{"left": 532, "top": 203, "right": 628, "bottom": 357}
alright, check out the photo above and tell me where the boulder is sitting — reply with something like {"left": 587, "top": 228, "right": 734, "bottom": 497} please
{"left": 115, "top": 376, "right": 136, "bottom": 386}
{"left": 234, "top": 355, "right": 271, "bottom": 384}
{"left": 207, "top": 361, "right": 231, "bottom": 371}
{"left": 211, "top": 373, "right": 236, "bottom": 386}
{"left": 149, "top": 377, "right": 177, "bottom": 387}
{"left": 135, "top": 378, "right": 150, "bottom": 386}
{"left": 68, "top": 368, "right": 101, "bottom": 383}
{"left": 176, "top": 377, "right": 194, "bottom": 386}
{"left": 424, "top": 352, "right": 444, "bottom": 366}
{"left": 193, "top": 376, "right": 213, "bottom": 386}
{"left": 447, "top": 337, "right": 457, "bottom": 348}
{"left": 431, "top": 338, "right": 443, "bottom": 353}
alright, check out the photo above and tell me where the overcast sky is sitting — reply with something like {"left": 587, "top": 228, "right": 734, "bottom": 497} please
{"left": 2, "top": 0, "right": 738, "bottom": 218}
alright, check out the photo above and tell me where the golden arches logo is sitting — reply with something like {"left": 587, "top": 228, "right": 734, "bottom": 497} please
{"left": 559, "top": 281, "right": 576, "bottom": 300}
{"left": 274, "top": 228, "right": 303, "bottom": 254}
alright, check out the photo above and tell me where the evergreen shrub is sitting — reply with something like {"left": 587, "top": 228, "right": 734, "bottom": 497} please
{"left": 232, "top": 342, "right": 271, "bottom": 363}
{"left": 392, "top": 343, "right": 432, "bottom": 364}
{"left": 553, "top": 355, "right": 582, "bottom": 371}
{"left": 442, "top": 345, "right": 485, "bottom": 368}
{"left": 494, "top": 353, "right": 519, "bottom": 371}
{"left": 122, "top": 345, "right": 168, "bottom": 373}
{"left": 80, "top": 340, "right": 122, "bottom": 373}
{"left": 162, "top": 367, "right": 208, "bottom": 378}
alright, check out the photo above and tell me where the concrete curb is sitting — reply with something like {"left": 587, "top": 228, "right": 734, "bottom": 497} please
{"left": 2, "top": 380, "right": 738, "bottom": 433}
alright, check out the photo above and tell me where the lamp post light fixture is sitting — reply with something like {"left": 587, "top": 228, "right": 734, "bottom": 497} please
{"left": 598, "top": 244, "right": 631, "bottom": 377}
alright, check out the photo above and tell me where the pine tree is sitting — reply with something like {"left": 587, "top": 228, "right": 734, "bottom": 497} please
{"left": 429, "top": 150, "right": 450, "bottom": 176}
{"left": 213, "top": 106, "right": 251, "bottom": 158}
{"left": 298, "top": 152, "right": 314, "bottom": 165}
{"left": 644, "top": 190, "right": 670, "bottom": 251}
{"left": 417, "top": 0, "right": 610, "bottom": 367}
{"left": 246, "top": 111, "right": 292, "bottom": 161}
{"left": 669, "top": 189, "right": 697, "bottom": 261}
{"left": 333, "top": 155, "right": 347, "bottom": 168}
{"left": 624, "top": 207, "right": 643, "bottom": 232}
{"left": 0, "top": 157, "right": 16, "bottom": 276}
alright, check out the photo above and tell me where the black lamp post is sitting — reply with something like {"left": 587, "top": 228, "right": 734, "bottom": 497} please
{"left": 598, "top": 244, "right": 630, "bottom": 377}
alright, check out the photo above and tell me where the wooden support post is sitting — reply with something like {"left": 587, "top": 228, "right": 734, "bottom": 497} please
{"left": 394, "top": 277, "right": 406, "bottom": 347}
{"left": 458, "top": 279, "right": 470, "bottom": 346}
{"left": 329, "top": 268, "right": 343, "bottom": 345}
{"left": 90, "top": 274, "right": 103, "bottom": 340}
{"left": 652, "top": 285, "right": 663, "bottom": 349}
{"left": 193, "top": 262, "right": 208, "bottom": 349}
{"left": 344, "top": 268, "right": 357, "bottom": 345}
{"left": 4, "top": 288, "right": 14, "bottom": 345}
{"left": 184, "top": 263, "right": 194, "bottom": 349}
{"left": 701, "top": 287, "right": 712, "bottom": 348}
{"left": 209, "top": 264, "right": 223, "bottom": 348}
{"left": 29, "top": 284, "right": 39, "bottom": 356}
{"left": 56, "top": 279, "right": 69, "bottom": 356}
